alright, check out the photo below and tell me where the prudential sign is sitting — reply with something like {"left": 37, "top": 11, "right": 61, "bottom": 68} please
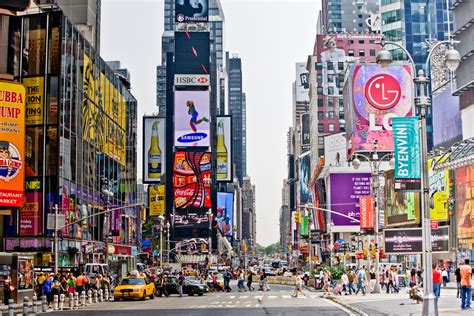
{"left": 392, "top": 116, "right": 421, "bottom": 180}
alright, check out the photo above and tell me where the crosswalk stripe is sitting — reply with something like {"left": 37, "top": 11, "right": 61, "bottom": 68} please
{"left": 281, "top": 295, "right": 291, "bottom": 298}
{"left": 241, "top": 295, "right": 248, "bottom": 299}
{"left": 268, "top": 295, "right": 278, "bottom": 299}
{"left": 230, "top": 296, "right": 235, "bottom": 299}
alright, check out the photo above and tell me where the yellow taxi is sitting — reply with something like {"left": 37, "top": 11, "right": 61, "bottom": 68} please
{"left": 113, "top": 277, "right": 155, "bottom": 301}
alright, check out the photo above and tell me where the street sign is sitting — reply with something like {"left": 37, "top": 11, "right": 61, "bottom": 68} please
{"left": 430, "top": 220, "right": 438, "bottom": 229}
{"left": 46, "top": 213, "right": 66, "bottom": 230}
{"left": 310, "top": 230, "right": 321, "bottom": 241}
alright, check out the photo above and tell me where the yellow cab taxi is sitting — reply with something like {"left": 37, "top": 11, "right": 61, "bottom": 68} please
{"left": 113, "top": 276, "right": 155, "bottom": 301}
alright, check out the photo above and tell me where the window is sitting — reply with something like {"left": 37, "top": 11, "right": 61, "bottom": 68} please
{"left": 370, "top": 49, "right": 376, "bottom": 57}
{"left": 317, "top": 74, "right": 323, "bottom": 83}
{"left": 338, "top": 62, "right": 344, "bottom": 71}
{"left": 348, "top": 50, "right": 354, "bottom": 57}
{"left": 369, "top": 40, "right": 375, "bottom": 44}
{"left": 328, "top": 124, "right": 335, "bottom": 132}
{"left": 315, "top": 63, "right": 322, "bottom": 70}
{"left": 358, "top": 39, "right": 364, "bottom": 44}
{"left": 317, "top": 87, "right": 323, "bottom": 95}
{"left": 349, "top": 40, "right": 354, "bottom": 44}
{"left": 359, "top": 50, "right": 365, "bottom": 57}
{"left": 318, "top": 99, "right": 323, "bottom": 108}
{"left": 328, "top": 87, "right": 334, "bottom": 95}
{"left": 318, "top": 137, "right": 324, "bottom": 146}
{"left": 327, "top": 62, "right": 334, "bottom": 71}
{"left": 328, "top": 111, "right": 335, "bottom": 119}
{"left": 339, "top": 111, "right": 345, "bottom": 120}
{"left": 340, "top": 123, "right": 346, "bottom": 132}
{"left": 318, "top": 111, "right": 324, "bottom": 120}
{"left": 319, "top": 149, "right": 325, "bottom": 157}
{"left": 328, "top": 99, "right": 334, "bottom": 108}
{"left": 318, "top": 124, "right": 324, "bottom": 132}
{"left": 327, "top": 75, "right": 334, "bottom": 83}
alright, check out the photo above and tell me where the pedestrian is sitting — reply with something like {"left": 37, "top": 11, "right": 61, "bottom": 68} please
{"left": 322, "top": 270, "right": 331, "bottom": 296}
{"left": 355, "top": 267, "right": 366, "bottom": 295}
{"left": 223, "top": 269, "right": 232, "bottom": 292}
{"left": 37, "top": 272, "right": 46, "bottom": 297}
{"left": 292, "top": 272, "right": 304, "bottom": 297}
{"left": 60, "top": 276, "right": 68, "bottom": 295}
{"left": 432, "top": 264, "right": 442, "bottom": 300}
{"left": 51, "top": 277, "right": 61, "bottom": 298}
{"left": 43, "top": 275, "right": 53, "bottom": 306}
{"left": 100, "top": 273, "right": 110, "bottom": 294}
{"left": 178, "top": 271, "right": 185, "bottom": 297}
{"left": 455, "top": 263, "right": 462, "bottom": 298}
{"left": 348, "top": 268, "right": 356, "bottom": 294}
{"left": 75, "top": 272, "right": 87, "bottom": 295}
{"left": 237, "top": 269, "right": 245, "bottom": 292}
{"left": 368, "top": 267, "right": 376, "bottom": 293}
{"left": 442, "top": 268, "right": 449, "bottom": 286}
{"left": 67, "top": 273, "right": 76, "bottom": 295}
{"left": 460, "top": 259, "right": 472, "bottom": 310}
{"left": 3, "top": 275, "right": 13, "bottom": 305}
{"left": 341, "top": 271, "right": 349, "bottom": 294}
{"left": 246, "top": 271, "right": 254, "bottom": 291}
{"left": 258, "top": 272, "right": 265, "bottom": 291}
{"left": 409, "top": 268, "right": 417, "bottom": 288}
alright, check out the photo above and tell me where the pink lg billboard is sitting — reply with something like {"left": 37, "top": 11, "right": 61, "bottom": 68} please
{"left": 344, "top": 64, "right": 414, "bottom": 153}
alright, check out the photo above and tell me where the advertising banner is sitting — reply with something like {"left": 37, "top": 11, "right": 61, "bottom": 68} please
{"left": 432, "top": 88, "right": 462, "bottom": 148}
{"left": 301, "top": 113, "right": 310, "bottom": 149}
{"left": 216, "top": 116, "right": 232, "bottom": 182}
{"left": 217, "top": 192, "right": 234, "bottom": 237}
{"left": 455, "top": 165, "right": 474, "bottom": 248}
{"left": 384, "top": 226, "right": 449, "bottom": 254}
{"left": 300, "top": 216, "right": 309, "bottom": 236}
{"left": 324, "top": 133, "right": 346, "bottom": 167}
{"left": 359, "top": 196, "right": 374, "bottom": 230}
{"left": 385, "top": 170, "right": 421, "bottom": 226}
{"left": 428, "top": 157, "right": 449, "bottom": 222}
{"left": 148, "top": 184, "right": 165, "bottom": 217}
{"left": 329, "top": 172, "right": 371, "bottom": 228}
{"left": 174, "top": 213, "right": 209, "bottom": 229}
{"left": 143, "top": 117, "right": 166, "bottom": 183}
{"left": 175, "top": 0, "right": 209, "bottom": 23}
{"left": 174, "top": 74, "right": 210, "bottom": 86}
{"left": 344, "top": 64, "right": 414, "bottom": 152}
{"left": 175, "top": 32, "right": 210, "bottom": 75}
{"left": 297, "top": 152, "right": 311, "bottom": 205}
{"left": 20, "top": 192, "right": 43, "bottom": 236}
{"left": 173, "top": 152, "right": 211, "bottom": 208}
{"left": 0, "top": 81, "right": 26, "bottom": 207}
{"left": 23, "top": 77, "right": 44, "bottom": 125}
{"left": 174, "top": 91, "right": 210, "bottom": 148}
{"left": 295, "top": 63, "right": 309, "bottom": 103}
{"left": 393, "top": 116, "right": 421, "bottom": 179}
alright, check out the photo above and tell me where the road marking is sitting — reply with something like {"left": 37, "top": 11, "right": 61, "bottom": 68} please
{"left": 230, "top": 295, "right": 235, "bottom": 299}
{"left": 246, "top": 304, "right": 251, "bottom": 307}
{"left": 256, "top": 296, "right": 263, "bottom": 300}
{"left": 268, "top": 295, "right": 278, "bottom": 299}
{"left": 197, "top": 305, "right": 208, "bottom": 308}
{"left": 240, "top": 295, "right": 248, "bottom": 299}
{"left": 226, "top": 305, "right": 236, "bottom": 308}
{"left": 281, "top": 295, "right": 291, "bottom": 299}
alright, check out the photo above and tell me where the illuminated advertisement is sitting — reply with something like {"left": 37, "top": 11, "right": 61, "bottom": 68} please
{"left": 385, "top": 170, "right": 421, "bottom": 226}
{"left": 428, "top": 157, "right": 449, "bottom": 222}
{"left": 297, "top": 152, "right": 311, "bottom": 205}
{"left": 384, "top": 226, "right": 449, "bottom": 254}
{"left": 175, "top": 0, "right": 208, "bottom": 23}
{"left": 143, "top": 117, "right": 166, "bottom": 183}
{"left": 295, "top": 63, "right": 309, "bottom": 103}
{"left": 344, "top": 64, "right": 414, "bottom": 152}
{"left": 173, "top": 152, "right": 211, "bottom": 208}
{"left": 148, "top": 184, "right": 165, "bottom": 217}
{"left": 20, "top": 192, "right": 43, "bottom": 236}
{"left": 301, "top": 113, "right": 310, "bottom": 149}
{"left": 455, "top": 165, "right": 474, "bottom": 248}
{"left": 175, "top": 32, "right": 210, "bottom": 75}
{"left": 324, "top": 133, "right": 346, "bottom": 167}
{"left": 23, "top": 77, "right": 44, "bottom": 125}
{"left": 217, "top": 192, "right": 234, "bottom": 237}
{"left": 174, "top": 91, "right": 210, "bottom": 147}
{"left": 329, "top": 172, "right": 371, "bottom": 229}
{"left": 0, "top": 81, "right": 26, "bottom": 207}
{"left": 432, "top": 88, "right": 462, "bottom": 148}
{"left": 17, "top": 258, "right": 34, "bottom": 291}
{"left": 216, "top": 116, "right": 232, "bottom": 182}
{"left": 174, "top": 212, "right": 209, "bottom": 229}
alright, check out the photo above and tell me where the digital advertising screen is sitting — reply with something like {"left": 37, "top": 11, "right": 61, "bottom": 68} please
{"left": 175, "top": 32, "right": 210, "bottom": 75}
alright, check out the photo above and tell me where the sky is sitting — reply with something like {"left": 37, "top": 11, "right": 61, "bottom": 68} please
{"left": 101, "top": 0, "right": 320, "bottom": 247}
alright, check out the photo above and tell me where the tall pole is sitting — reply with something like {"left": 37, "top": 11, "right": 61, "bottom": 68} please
{"left": 159, "top": 221, "right": 163, "bottom": 271}
{"left": 372, "top": 159, "right": 381, "bottom": 293}
{"left": 416, "top": 70, "right": 438, "bottom": 315}
{"left": 54, "top": 204, "right": 59, "bottom": 275}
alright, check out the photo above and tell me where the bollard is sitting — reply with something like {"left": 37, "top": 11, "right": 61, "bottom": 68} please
{"left": 80, "top": 291, "right": 86, "bottom": 306}
{"left": 41, "top": 295, "right": 48, "bottom": 312}
{"left": 87, "top": 290, "right": 93, "bottom": 305}
{"left": 8, "top": 299, "right": 14, "bottom": 316}
{"left": 68, "top": 293, "right": 74, "bottom": 310}
{"left": 32, "top": 295, "right": 38, "bottom": 315}
{"left": 53, "top": 295, "right": 59, "bottom": 310}
{"left": 99, "top": 289, "right": 103, "bottom": 302}
{"left": 28, "top": 297, "right": 34, "bottom": 316}
{"left": 93, "top": 289, "right": 98, "bottom": 303}
{"left": 104, "top": 288, "right": 109, "bottom": 301}
{"left": 23, "top": 296, "right": 30, "bottom": 315}
{"left": 59, "top": 294, "right": 65, "bottom": 310}
{"left": 74, "top": 292, "right": 79, "bottom": 309}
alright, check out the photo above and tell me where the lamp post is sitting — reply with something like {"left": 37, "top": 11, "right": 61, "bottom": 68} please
{"left": 376, "top": 38, "right": 460, "bottom": 315}
{"left": 351, "top": 141, "right": 395, "bottom": 294}
{"left": 166, "top": 221, "right": 170, "bottom": 266}
{"left": 158, "top": 215, "right": 165, "bottom": 271}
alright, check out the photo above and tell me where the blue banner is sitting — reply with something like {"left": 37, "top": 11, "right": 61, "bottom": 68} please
{"left": 392, "top": 117, "right": 421, "bottom": 179}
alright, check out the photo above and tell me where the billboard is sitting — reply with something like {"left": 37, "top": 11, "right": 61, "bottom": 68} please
{"left": 20, "top": 191, "right": 43, "bottom": 236}
{"left": 216, "top": 116, "right": 232, "bottom": 182}
{"left": 324, "top": 133, "right": 346, "bottom": 167}
{"left": 173, "top": 152, "right": 211, "bottom": 208}
{"left": 384, "top": 226, "right": 449, "bottom": 254}
{"left": 175, "top": 0, "right": 208, "bottom": 23}
{"left": 297, "top": 152, "right": 311, "bottom": 205}
{"left": 329, "top": 172, "right": 371, "bottom": 229}
{"left": 143, "top": 117, "right": 166, "bottom": 183}
{"left": 385, "top": 170, "right": 421, "bottom": 226}
{"left": 174, "top": 91, "right": 210, "bottom": 147}
{"left": 295, "top": 63, "right": 309, "bottom": 103}
{"left": 174, "top": 212, "right": 209, "bottom": 229}
{"left": 432, "top": 88, "right": 462, "bottom": 148}
{"left": 23, "top": 77, "right": 44, "bottom": 125}
{"left": 0, "top": 81, "right": 26, "bottom": 207}
{"left": 393, "top": 116, "right": 421, "bottom": 180}
{"left": 301, "top": 113, "right": 310, "bottom": 149}
{"left": 428, "top": 157, "right": 449, "bottom": 222}
{"left": 175, "top": 32, "right": 210, "bottom": 75}
{"left": 455, "top": 165, "right": 474, "bottom": 248}
{"left": 148, "top": 184, "right": 165, "bottom": 217}
{"left": 217, "top": 192, "right": 234, "bottom": 238}
{"left": 174, "top": 74, "right": 210, "bottom": 86}
{"left": 344, "top": 64, "right": 414, "bottom": 152}
{"left": 359, "top": 196, "right": 374, "bottom": 230}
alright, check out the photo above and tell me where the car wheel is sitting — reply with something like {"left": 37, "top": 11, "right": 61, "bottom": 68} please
{"left": 198, "top": 293, "right": 203, "bottom": 296}
{"left": 150, "top": 291, "right": 155, "bottom": 299}
{"left": 141, "top": 291, "right": 146, "bottom": 301}
{"left": 188, "top": 289, "right": 195, "bottom": 296}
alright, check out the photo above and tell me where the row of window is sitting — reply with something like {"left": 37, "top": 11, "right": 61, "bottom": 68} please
{"left": 317, "top": 111, "right": 345, "bottom": 120}
{"left": 317, "top": 123, "right": 345, "bottom": 133}
{"left": 317, "top": 98, "right": 344, "bottom": 108}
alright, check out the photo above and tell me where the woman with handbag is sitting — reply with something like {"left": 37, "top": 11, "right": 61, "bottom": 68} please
{"left": 3, "top": 276, "right": 14, "bottom": 305}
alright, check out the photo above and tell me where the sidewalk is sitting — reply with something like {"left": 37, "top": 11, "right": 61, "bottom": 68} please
{"left": 330, "top": 288, "right": 471, "bottom": 316}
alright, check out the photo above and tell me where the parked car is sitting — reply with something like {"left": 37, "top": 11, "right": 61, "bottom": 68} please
{"left": 155, "top": 276, "right": 208, "bottom": 296}
{"left": 113, "top": 276, "right": 155, "bottom": 301}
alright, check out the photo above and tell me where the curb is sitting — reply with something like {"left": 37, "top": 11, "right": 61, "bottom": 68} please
{"left": 324, "top": 295, "right": 368, "bottom": 316}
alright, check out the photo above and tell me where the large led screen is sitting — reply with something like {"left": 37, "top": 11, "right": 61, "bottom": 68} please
{"left": 174, "top": 32, "right": 210, "bottom": 75}
{"left": 217, "top": 192, "right": 234, "bottom": 238}
{"left": 174, "top": 91, "right": 210, "bottom": 148}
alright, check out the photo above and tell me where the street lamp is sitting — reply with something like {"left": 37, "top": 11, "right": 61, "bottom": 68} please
{"left": 158, "top": 215, "right": 165, "bottom": 271}
{"left": 166, "top": 221, "right": 170, "bottom": 266}
{"left": 351, "top": 141, "right": 394, "bottom": 294}
{"left": 375, "top": 37, "right": 460, "bottom": 316}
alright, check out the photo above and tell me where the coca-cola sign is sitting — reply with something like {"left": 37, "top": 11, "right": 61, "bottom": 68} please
{"left": 173, "top": 152, "right": 211, "bottom": 208}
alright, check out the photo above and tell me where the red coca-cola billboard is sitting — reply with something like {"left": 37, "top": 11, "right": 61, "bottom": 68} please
{"left": 173, "top": 152, "right": 211, "bottom": 208}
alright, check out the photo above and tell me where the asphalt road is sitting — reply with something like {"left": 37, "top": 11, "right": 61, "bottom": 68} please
{"left": 50, "top": 283, "right": 351, "bottom": 316}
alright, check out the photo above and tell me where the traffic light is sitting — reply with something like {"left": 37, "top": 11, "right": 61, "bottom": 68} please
{"left": 295, "top": 211, "right": 302, "bottom": 224}
{"left": 141, "top": 208, "right": 147, "bottom": 221}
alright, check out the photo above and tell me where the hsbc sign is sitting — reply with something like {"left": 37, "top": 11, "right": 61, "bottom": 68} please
{"left": 174, "top": 74, "right": 210, "bottom": 86}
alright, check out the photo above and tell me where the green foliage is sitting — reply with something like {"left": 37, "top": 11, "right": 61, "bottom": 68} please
{"left": 328, "top": 267, "right": 344, "bottom": 280}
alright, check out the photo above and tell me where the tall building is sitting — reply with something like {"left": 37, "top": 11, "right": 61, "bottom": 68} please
{"left": 1, "top": 10, "right": 138, "bottom": 268}
{"left": 226, "top": 53, "right": 247, "bottom": 183}
{"left": 320, "top": 0, "right": 380, "bottom": 34}
{"left": 242, "top": 177, "right": 256, "bottom": 249}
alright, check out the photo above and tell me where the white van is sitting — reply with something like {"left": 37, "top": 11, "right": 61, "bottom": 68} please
{"left": 84, "top": 263, "right": 110, "bottom": 279}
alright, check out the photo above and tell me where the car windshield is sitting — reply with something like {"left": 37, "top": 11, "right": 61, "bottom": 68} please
{"left": 120, "top": 278, "right": 144, "bottom": 285}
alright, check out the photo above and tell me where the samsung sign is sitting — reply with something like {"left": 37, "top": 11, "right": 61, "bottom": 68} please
{"left": 174, "top": 74, "right": 210, "bottom": 86}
